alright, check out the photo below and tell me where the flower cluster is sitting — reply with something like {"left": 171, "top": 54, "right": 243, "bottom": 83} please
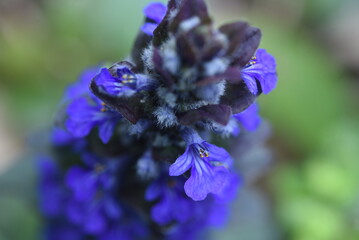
{"left": 39, "top": 0, "right": 277, "bottom": 239}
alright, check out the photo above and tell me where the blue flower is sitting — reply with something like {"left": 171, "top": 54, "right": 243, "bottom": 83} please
{"left": 65, "top": 154, "right": 122, "bottom": 235}
{"left": 65, "top": 154, "right": 117, "bottom": 202}
{"left": 65, "top": 66, "right": 101, "bottom": 100}
{"left": 241, "top": 48, "right": 277, "bottom": 95}
{"left": 51, "top": 127, "right": 87, "bottom": 152}
{"left": 93, "top": 68, "right": 136, "bottom": 97}
{"left": 45, "top": 223, "right": 84, "bottom": 240}
{"left": 93, "top": 65, "right": 157, "bottom": 97}
{"left": 233, "top": 103, "right": 261, "bottom": 131}
{"left": 66, "top": 95, "right": 121, "bottom": 143}
{"left": 145, "top": 176, "right": 192, "bottom": 225}
{"left": 141, "top": 2, "right": 167, "bottom": 35}
{"left": 214, "top": 172, "right": 241, "bottom": 203}
{"left": 165, "top": 195, "right": 230, "bottom": 240}
{"left": 62, "top": 65, "right": 122, "bottom": 143}
{"left": 65, "top": 196, "right": 121, "bottom": 235}
{"left": 99, "top": 217, "right": 148, "bottom": 240}
{"left": 169, "top": 128, "right": 233, "bottom": 201}
{"left": 52, "top": 127, "right": 75, "bottom": 146}
{"left": 38, "top": 157, "right": 65, "bottom": 217}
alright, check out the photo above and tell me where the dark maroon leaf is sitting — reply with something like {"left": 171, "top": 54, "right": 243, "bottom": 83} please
{"left": 167, "top": 0, "right": 181, "bottom": 11}
{"left": 152, "top": 48, "right": 175, "bottom": 89}
{"left": 152, "top": 0, "right": 184, "bottom": 46}
{"left": 109, "top": 61, "right": 138, "bottom": 75}
{"left": 153, "top": 1, "right": 178, "bottom": 46}
{"left": 176, "top": 33, "right": 197, "bottom": 66}
{"left": 169, "top": 0, "right": 210, "bottom": 33}
{"left": 131, "top": 31, "right": 153, "bottom": 72}
{"left": 178, "top": 104, "right": 232, "bottom": 125}
{"left": 152, "top": 146, "right": 182, "bottom": 163}
{"left": 219, "top": 22, "right": 261, "bottom": 67}
{"left": 220, "top": 22, "right": 248, "bottom": 53}
{"left": 153, "top": 21, "right": 169, "bottom": 47}
{"left": 220, "top": 80, "right": 258, "bottom": 114}
{"left": 196, "top": 67, "right": 242, "bottom": 86}
{"left": 201, "top": 40, "right": 225, "bottom": 62}
{"left": 231, "top": 26, "right": 261, "bottom": 67}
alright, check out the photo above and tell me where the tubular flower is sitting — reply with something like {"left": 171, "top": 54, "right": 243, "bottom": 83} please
{"left": 65, "top": 154, "right": 122, "bottom": 235}
{"left": 241, "top": 49, "right": 278, "bottom": 95}
{"left": 93, "top": 62, "right": 157, "bottom": 97}
{"left": 169, "top": 128, "right": 234, "bottom": 201}
{"left": 66, "top": 95, "right": 121, "bottom": 143}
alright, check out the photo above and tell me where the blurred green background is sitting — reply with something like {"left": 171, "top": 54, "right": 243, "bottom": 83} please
{"left": 1, "top": 0, "right": 359, "bottom": 239}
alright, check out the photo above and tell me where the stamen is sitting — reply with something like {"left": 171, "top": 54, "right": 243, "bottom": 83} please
{"left": 100, "top": 102, "right": 107, "bottom": 112}
{"left": 95, "top": 164, "right": 105, "bottom": 173}
{"left": 247, "top": 56, "right": 257, "bottom": 66}
{"left": 167, "top": 180, "right": 177, "bottom": 188}
{"left": 196, "top": 145, "right": 209, "bottom": 158}
{"left": 94, "top": 190, "right": 104, "bottom": 200}
{"left": 120, "top": 73, "right": 136, "bottom": 84}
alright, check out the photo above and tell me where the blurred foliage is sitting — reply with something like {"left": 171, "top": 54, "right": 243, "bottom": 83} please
{"left": 0, "top": 0, "right": 165, "bottom": 132}
{"left": 257, "top": 21, "right": 349, "bottom": 153}
{"left": 273, "top": 121, "right": 359, "bottom": 240}
{"left": 0, "top": 155, "right": 39, "bottom": 239}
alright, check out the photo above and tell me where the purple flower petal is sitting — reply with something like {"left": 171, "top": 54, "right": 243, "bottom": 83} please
{"left": 145, "top": 181, "right": 162, "bottom": 201}
{"left": 38, "top": 158, "right": 65, "bottom": 217}
{"left": 146, "top": 176, "right": 192, "bottom": 225}
{"left": 203, "top": 142, "right": 233, "bottom": 167}
{"left": 66, "top": 97, "right": 101, "bottom": 137}
{"left": 215, "top": 172, "right": 241, "bottom": 203}
{"left": 100, "top": 228, "right": 131, "bottom": 240}
{"left": 94, "top": 68, "right": 123, "bottom": 96}
{"left": 241, "top": 72, "right": 258, "bottom": 95}
{"left": 256, "top": 49, "right": 277, "bottom": 94}
{"left": 100, "top": 220, "right": 147, "bottom": 240}
{"left": 45, "top": 224, "right": 83, "bottom": 240}
{"left": 66, "top": 96, "right": 120, "bottom": 143}
{"left": 151, "top": 197, "right": 173, "bottom": 225}
{"left": 233, "top": 103, "right": 261, "bottom": 131}
{"left": 65, "top": 166, "right": 97, "bottom": 201}
{"left": 141, "top": 23, "right": 158, "bottom": 36}
{"left": 40, "top": 186, "right": 63, "bottom": 217}
{"left": 38, "top": 157, "right": 58, "bottom": 177}
{"left": 66, "top": 200, "right": 84, "bottom": 224}
{"left": 84, "top": 205, "right": 107, "bottom": 234}
{"left": 103, "top": 197, "right": 122, "bottom": 220}
{"left": 143, "top": 2, "right": 167, "bottom": 23}
{"left": 65, "top": 66, "right": 101, "bottom": 100}
{"left": 51, "top": 127, "right": 75, "bottom": 146}
{"left": 184, "top": 162, "right": 228, "bottom": 201}
{"left": 98, "top": 119, "right": 116, "bottom": 143}
{"left": 206, "top": 202, "right": 229, "bottom": 227}
{"left": 93, "top": 67, "right": 138, "bottom": 97}
{"left": 241, "top": 48, "right": 277, "bottom": 95}
{"left": 169, "top": 147, "right": 194, "bottom": 176}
